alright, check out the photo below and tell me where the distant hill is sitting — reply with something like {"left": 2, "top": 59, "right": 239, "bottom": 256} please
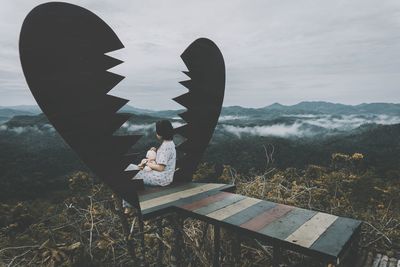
{"left": 1, "top": 102, "right": 399, "bottom": 122}
{"left": 0, "top": 105, "right": 41, "bottom": 113}
{"left": 0, "top": 105, "right": 41, "bottom": 123}
{"left": 1, "top": 102, "right": 399, "bottom": 200}
{"left": 0, "top": 108, "right": 34, "bottom": 117}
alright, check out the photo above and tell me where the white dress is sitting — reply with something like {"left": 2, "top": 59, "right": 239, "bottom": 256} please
{"left": 134, "top": 140, "right": 176, "bottom": 186}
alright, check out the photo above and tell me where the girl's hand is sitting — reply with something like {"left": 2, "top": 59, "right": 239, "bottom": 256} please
{"left": 146, "top": 161, "right": 165, "bottom": 172}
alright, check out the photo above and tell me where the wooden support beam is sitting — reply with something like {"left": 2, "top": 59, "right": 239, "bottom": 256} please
{"left": 112, "top": 195, "right": 139, "bottom": 264}
{"left": 227, "top": 229, "right": 241, "bottom": 267}
{"left": 156, "top": 218, "right": 164, "bottom": 266}
{"left": 136, "top": 209, "right": 147, "bottom": 267}
{"left": 272, "top": 245, "right": 282, "bottom": 267}
{"left": 213, "top": 225, "right": 221, "bottom": 267}
{"left": 170, "top": 214, "right": 184, "bottom": 267}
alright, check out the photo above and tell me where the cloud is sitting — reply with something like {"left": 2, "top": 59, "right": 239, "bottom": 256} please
{"left": 221, "top": 123, "right": 310, "bottom": 138}
{"left": 1, "top": 0, "right": 400, "bottom": 108}
{"left": 300, "top": 114, "right": 400, "bottom": 130}
{"left": 0, "top": 124, "right": 55, "bottom": 134}
{"left": 219, "top": 115, "right": 248, "bottom": 121}
{"left": 220, "top": 114, "right": 400, "bottom": 138}
{"left": 121, "top": 121, "right": 185, "bottom": 136}
{"left": 121, "top": 123, "right": 154, "bottom": 135}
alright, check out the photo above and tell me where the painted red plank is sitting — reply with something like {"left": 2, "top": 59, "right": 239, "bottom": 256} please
{"left": 179, "top": 191, "right": 232, "bottom": 211}
{"left": 240, "top": 204, "right": 294, "bottom": 231}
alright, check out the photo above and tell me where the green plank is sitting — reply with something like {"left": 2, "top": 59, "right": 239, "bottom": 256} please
{"left": 222, "top": 201, "right": 277, "bottom": 225}
{"left": 310, "top": 217, "right": 362, "bottom": 257}
{"left": 194, "top": 194, "right": 246, "bottom": 215}
{"left": 258, "top": 208, "right": 317, "bottom": 239}
{"left": 138, "top": 182, "right": 201, "bottom": 202}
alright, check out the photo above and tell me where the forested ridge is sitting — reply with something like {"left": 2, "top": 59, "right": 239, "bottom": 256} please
{"left": 0, "top": 103, "right": 399, "bottom": 265}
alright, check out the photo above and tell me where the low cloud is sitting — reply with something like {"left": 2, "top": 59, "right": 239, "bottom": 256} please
{"left": 0, "top": 124, "right": 55, "bottom": 134}
{"left": 221, "top": 114, "right": 400, "bottom": 138}
{"left": 222, "top": 123, "right": 309, "bottom": 138}
{"left": 219, "top": 115, "right": 248, "bottom": 121}
{"left": 300, "top": 114, "right": 400, "bottom": 131}
{"left": 121, "top": 121, "right": 184, "bottom": 135}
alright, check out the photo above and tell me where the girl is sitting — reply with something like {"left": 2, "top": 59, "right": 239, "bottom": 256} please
{"left": 134, "top": 120, "right": 176, "bottom": 186}
{"left": 123, "top": 120, "right": 176, "bottom": 213}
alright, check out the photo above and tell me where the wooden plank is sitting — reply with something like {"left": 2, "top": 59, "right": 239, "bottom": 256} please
{"left": 206, "top": 197, "right": 263, "bottom": 221}
{"left": 141, "top": 188, "right": 226, "bottom": 216}
{"left": 140, "top": 183, "right": 225, "bottom": 210}
{"left": 138, "top": 183, "right": 201, "bottom": 201}
{"left": 194, "top": 194, "right": 246, "bottom": 215}
{"left": 222, "top": 201, "right": 277, "bottom": 226}
{"left": 310, "top": 217, "right": 361, "bottom": 257}
{"left": 240, "top": 204, "right": 294, "bottom": 231}
{"left": 285, "top": 212, "right": 338, "bottom": 248}
{"left": 259, "top": 208, "right": 317, "bottom": 239}
{"left": 179, "top": 191, "right": 233, "bottom": 211}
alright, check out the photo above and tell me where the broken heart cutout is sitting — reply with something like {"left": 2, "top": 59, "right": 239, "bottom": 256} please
{"left": 19, "top": 2, "right": 225, "bottom": 208}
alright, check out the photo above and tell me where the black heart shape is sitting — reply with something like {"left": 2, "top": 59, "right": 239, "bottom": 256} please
{"left": 19, "top": 2, "right": 143, "bottom": 206}
{"left": 19, "top": 3, "right": 226, "bottom": 208}
{"left": 173, "top": 38, "right": 226, "bottom": 183}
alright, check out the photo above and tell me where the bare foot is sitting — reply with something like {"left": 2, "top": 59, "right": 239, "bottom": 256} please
{"left": 124, "top": 208, "right": 132, "bottom": 215}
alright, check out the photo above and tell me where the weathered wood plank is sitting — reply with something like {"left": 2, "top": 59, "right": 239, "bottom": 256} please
{"left": 136, "top": 182, "right": 361, "bottom": 264}
{"left": 140, "top": 183, "right": 225, "bottom": 210}
{"left": 222, "top": 201, "right": 277, "bottom": 226}
{"left": 179, "top": 191, "right": 233, "bottom": 211}
{"left": 285, "top": 212, "right": 338, "bottom": 248}
{"left": 259, "top": 208, "right": 317, "bottom": 240}
{"left": 206, "top": 197, "right": 263, "bottom": 221}
{"left": 310, "top": 217, "right": 361, "bottom": 257}
{"left": 138, "top": 183, "right": 200, "bottom": 201}
{"left": 194, "top": 194, "right": 246, "bottom": 215}
{"left": 240, "top": 204, "right": 294, "bottom": 231}
{"left": 141, "top": 188, "right": 227, "bottom": 216}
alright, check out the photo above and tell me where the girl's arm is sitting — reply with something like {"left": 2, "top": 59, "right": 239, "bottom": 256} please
{"left": 146, "top": 161, "right": 165, "bottom": 172}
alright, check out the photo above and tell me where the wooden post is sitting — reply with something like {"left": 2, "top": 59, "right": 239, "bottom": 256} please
{"left": 156, "top": 218, "right": 164, "bottom": 266}
{"left": 112, "top": 196, "right": 138, "bottom": 264}
{"left": 213, "top": 225, "right": 221, "bottom": 267}
{"left": 272, "top": 245, "right": 281, "bottom": 267}
{"left": 231, "top": 232, "right": 241, "bottom": 266}
{"left": 136, "top": 209, "right": 147, "bottom": 267}
{"left": 170, "top": 214, "right": 184, "bottom": 267}
{"left": 225, "top": 229, "right": 240, "bottom": 266}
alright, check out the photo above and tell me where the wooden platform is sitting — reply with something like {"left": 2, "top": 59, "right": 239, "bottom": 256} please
{"left": 138, "top": 182, "right": 362, "bottom": 265}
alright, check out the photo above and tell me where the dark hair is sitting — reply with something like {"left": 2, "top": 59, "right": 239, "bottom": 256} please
{"left": 156, "top": 120, "right": 174, "bottom": 140}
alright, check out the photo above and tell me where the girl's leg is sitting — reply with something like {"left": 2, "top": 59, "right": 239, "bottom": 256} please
{"left": 134, "top": 170, "right": 163, "bottom": 186}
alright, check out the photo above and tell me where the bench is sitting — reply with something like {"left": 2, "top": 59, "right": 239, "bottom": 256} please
{"left": 137, "top": 182, "right": 362, "bottom": 266}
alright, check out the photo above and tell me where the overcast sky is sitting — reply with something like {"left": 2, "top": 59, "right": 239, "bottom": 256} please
{"left": 1, "top": 0, "right": 400, "bottom": 110}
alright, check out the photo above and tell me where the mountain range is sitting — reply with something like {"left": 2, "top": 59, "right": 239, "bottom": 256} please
{"left": 1, "top": 101, "right": 400, "bottom": 122}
